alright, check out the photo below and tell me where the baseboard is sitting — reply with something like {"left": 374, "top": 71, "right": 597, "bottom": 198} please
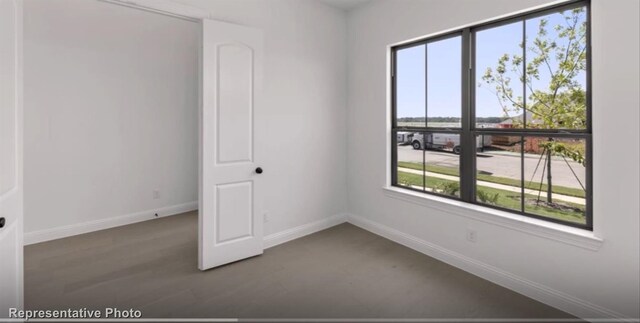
{"left": 346, "top": 213, "right": 630, "bottom": 322}
{"left": 24, "top": 201, "right": 198, "bottom": 245}
{"left": 264, "top": 213, "right": 347, "bottom": 249}
{"left": 25, "top": 207, "right": 344, "bottom": 248}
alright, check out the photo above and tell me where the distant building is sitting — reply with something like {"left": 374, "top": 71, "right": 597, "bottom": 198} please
{"left": 491, "top": 111, "right": 543, "bottom": 146}
{"left": 498, "top": 111, "right": 543, "bottom": 128}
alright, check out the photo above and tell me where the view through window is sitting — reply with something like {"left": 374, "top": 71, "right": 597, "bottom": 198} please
{"left": 392, "top": 2, "right": 591, "bottom": 229}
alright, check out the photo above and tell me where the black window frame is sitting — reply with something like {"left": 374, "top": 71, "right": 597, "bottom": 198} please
{"left": 390, "top": 0, "right": 592, "bottom": 230}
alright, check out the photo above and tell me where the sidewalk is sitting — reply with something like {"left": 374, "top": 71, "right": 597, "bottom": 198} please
{"left": 480, "top": 149, "right": 582, "bottom": 163}
{"left": 398, "top": 167, "right": 585, "bottom": 205}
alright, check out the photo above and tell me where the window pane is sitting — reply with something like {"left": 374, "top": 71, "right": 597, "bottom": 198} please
{"left": 475, "top": 22, "right": 524, "bottom": 128}
{"left": 415, "top": 133, "right": 461, "bottom": 198}
{"left": 427, "top": 36, "right": 461, "bottom": 128}
{"left": 523, "top": 136, "right": 587, "bottom": 225}
{"left": 475, "top": 135, "right": 522, "bottom": 211}
{"left": 396, "top": 45, "right": 425, "bottom": 128}
{"left": 525, "top": 8, "right": 588, "bottom": 129}
{"left": 396, "top": 132, "right": 424, "bottom": 191}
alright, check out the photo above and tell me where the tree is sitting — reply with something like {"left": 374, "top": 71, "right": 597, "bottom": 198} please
{"left": 480, "top": 8, "right": 587, "bottom": 204}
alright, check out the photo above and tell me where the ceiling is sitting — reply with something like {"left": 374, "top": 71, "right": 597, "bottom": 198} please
{"left": 319, "top": 0, "right": 372, "bottom": 11}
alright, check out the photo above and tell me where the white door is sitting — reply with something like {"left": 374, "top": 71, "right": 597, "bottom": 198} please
{"left": 199, "top": 19, "right": 264, "bottom": 270}
{"left": 0, "top": 0, "right": 23, "bottom": 315}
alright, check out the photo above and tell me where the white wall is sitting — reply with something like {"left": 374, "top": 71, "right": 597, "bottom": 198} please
{"left": 347, "top": 0, "right": 639, "bottom": 319}
{"left": 173, "top": 0, "right": 349, "bottom": 236}
{"left": 24, "top": 0, "right": 349, "bottom": 239}
{"left": 24, "top": 0, "right": 199, "bottom": 236}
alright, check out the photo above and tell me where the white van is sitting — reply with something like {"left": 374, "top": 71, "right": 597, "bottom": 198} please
{"left": 411, "top": 133, "right": 491, "bottom": 154}
{"left": 396, "top": 132, "right": 414, "bottom": 144}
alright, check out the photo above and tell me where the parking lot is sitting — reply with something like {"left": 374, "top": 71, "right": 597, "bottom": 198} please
{"left": 397, "top": 145, "right": 586, "bottom": 189}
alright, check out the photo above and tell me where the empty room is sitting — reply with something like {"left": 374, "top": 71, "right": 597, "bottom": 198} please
{"left": 1, "top": 0, "right": 639, "bottom": 321}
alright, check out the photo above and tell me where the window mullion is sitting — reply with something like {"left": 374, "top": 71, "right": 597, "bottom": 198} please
{"left": 424, "top": 42, "right": 428, "bottom": 191}
{"left": 391, "top": 49, "right": 398, "bottom": 186}
{"left": 460, "top": 28, "right": 475, "bottom": 202}
{"left": 521, "top": 21, "right": 527, "bottom": 213}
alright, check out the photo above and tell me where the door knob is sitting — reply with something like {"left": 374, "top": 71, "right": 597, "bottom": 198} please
{"left": 0, "top": 217, "right": 5, "bottom": 229}
{"left": 255, "top": 167, "right": 263, "bottom": 174}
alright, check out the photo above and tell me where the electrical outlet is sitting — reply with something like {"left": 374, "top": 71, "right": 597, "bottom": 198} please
{"left": 263, "top": 212, "right": 269, "bottom": 223}
{"left": 153, "top": 190, "right": 160, "bottom": 199}
{"left": 466, "top": 229, "right": 477, "bottom": 243}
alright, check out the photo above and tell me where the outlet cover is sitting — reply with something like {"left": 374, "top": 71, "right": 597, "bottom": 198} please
{"left": 466, "top": 229, "right": 477, "bottom": 243}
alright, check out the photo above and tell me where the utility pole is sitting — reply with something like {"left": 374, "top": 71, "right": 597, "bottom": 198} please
{"left": 547, "top": 138, "right": 553, "bottom": 203}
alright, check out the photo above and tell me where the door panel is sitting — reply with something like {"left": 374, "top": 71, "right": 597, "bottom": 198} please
{"left": 199, "top": 19, "right": 264, "bottom": 270}
{"left": 216, "top": 181, "right": 253, "bottom": 244}
{"left": 0, "top": 0, "right": 23, "bottom": 316}
{"left": 217, "top": 44, "right": 253, "bottom": 164}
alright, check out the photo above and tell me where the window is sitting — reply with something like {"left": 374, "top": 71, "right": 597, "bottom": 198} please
{"left": 391, "top": 1, "right": 591, "bottom": 230}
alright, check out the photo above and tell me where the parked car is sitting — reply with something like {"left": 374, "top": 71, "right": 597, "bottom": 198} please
{"left": 411, "top": 133, "right": 491, "bottom": 154}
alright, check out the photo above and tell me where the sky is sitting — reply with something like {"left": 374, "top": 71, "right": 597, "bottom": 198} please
{"left": 396, "top": 9, "right": 587, "bottom": 123}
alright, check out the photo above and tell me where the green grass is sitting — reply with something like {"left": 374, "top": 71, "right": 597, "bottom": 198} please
{"left": 398, "top": 161, "right": 586, "bottom": 198}
{"left": 397, "top": 171, "right": 461, "bottom": 197}
{"left": 397, "top": 170, "right": 585, "bottom": 224}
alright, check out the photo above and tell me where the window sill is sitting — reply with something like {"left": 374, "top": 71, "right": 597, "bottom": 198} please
{"left": 382, "top": 186, "right": 603, "bottom": 251}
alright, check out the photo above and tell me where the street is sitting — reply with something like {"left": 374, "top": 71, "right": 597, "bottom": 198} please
{"left": 397, "top": 145, "right": 586, "bottom": 189}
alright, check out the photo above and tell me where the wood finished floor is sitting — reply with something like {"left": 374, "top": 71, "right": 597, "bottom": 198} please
{"left": 25, "top": 211, "right": 573, "bottom": 319}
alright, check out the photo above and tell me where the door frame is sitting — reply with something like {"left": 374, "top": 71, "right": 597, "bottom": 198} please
{"left": 14, "top": 0, "right": 233, "bottom": 309}
{"left": 99, "top": 0, "right": 211, "bottom": 21}
{"left": 1, "top": 0, "right": 24, "bottom": 312}
{"left": 100, "top": 0, "right": 266, "bottom": 271}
